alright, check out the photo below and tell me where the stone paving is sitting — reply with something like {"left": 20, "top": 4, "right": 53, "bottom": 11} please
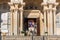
{"left": 2, "top": 35, "right": 60, "bottom": 40}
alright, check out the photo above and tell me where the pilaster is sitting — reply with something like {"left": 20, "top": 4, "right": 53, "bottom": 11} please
{"left": 41, "top": 1, "right": 59, "bottom": 35}
{"left": 13, "top": 3, "right": 19, "bottom": 35}
{"left": 8, "top": 3, "right": 14, "bottom": 35}
{"left": 41, "top": 3, "right": 48, "bottom": 35}
{"left": 53, "top": 3, "right": 59, "bottom": 35}
{"left": 48, "top": 4, "right": 53, "bottom": 35}
{"left": 19, "top": 3, "right": 25, "bottom": 36}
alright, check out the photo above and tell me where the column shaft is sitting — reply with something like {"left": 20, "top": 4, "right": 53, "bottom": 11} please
{"left": 14, "top": 4, "right": 18, "bottom": 35}
{"left": 49, "top": 5, "right": 53, "bottom": 35}
{"left": 53, "top": 3, "right": 59, "bottom": 35}
{"left": 47, "top": 10, "right": 50, "bottom": 35}
{"left": 50, "top": 10, "right": 53, "bottom": 35}
{"left": 20, "top": 6, "right": 23, "bottom": 35}
{"left": 9, "top": 9, "right": 14, "bottom": 35}
{"left": 14, "top": 10, "right": 18, "bottom": 35}
{"left": 53, "top": 8, "right": 56, "bottom": 35}
{"left": 44, "top": 10, "right": 47, "bottom": 34}
{"left": 8, "top": 3, "right": 15, "bottom": 35}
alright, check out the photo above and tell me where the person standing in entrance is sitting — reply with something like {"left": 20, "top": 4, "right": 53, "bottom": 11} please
{"left": 28, "top": 21, "right": 35, "bottom": 36}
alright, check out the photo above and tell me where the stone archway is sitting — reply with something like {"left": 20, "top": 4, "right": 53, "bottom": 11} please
{"left": 23, "top": 10, "right": 40, "bottom": 36}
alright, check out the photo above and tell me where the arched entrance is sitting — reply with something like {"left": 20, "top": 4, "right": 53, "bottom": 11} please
{"left": 23, "top": 10, "right": 40, "bottom": 36}
{"left": 23, "top": 18, "right": 40, "bottom": 36}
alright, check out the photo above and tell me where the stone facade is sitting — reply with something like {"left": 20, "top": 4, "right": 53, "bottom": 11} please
{"left": 0, "top": 0, "right": 60, "bottom": 36}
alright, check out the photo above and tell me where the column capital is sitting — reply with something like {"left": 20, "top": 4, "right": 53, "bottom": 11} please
{"left": 8, "top": 2, "right": 14, "bottom": 6}
{"left": 8, "top": 2, "right": 15, "bottom": 11}
{"left": 52, "top": 8, "right": 56, "bottom": 11}
{"left": 19, "top": 8, "right": 23, "bottom": 12}
{"left": 18, "top": 2, "right": 25, "bottom": 11}
{"left": 43, "top": 9, "right": 47, "bottom": 12}
{"left": 19, "top": 6, "right": 23, "bottom": 11}
{"left": 44, "top": 8, "right": 49, "bottom": 11}
{"left": 48, "top": 8, "right": 53, "bottom": 11}
{"left": 53, "top": 2, "right": 59, "bottom": 6}
{"left": 41, "top": 2, "right": 47, "bottom": 6}
{"left": 14, "top": 4, "right": 19, "bottom": 10}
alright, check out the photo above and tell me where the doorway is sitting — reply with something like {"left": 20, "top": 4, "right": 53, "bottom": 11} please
{"left": 23, "top": 18, "right": 40, "bottom": 36}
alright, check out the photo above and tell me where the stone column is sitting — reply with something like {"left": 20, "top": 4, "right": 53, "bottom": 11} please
{"left": 47, "top": 9, "right": 50, "bottom": 35}
{"left": 53, "top": 3, "right": 59, "bottom": 35}
{"left": 41, "top": 0, "right": 59, "bottom": 35}
{"left": 19, "top": 5, "right": 24, "bottom": 35}
{"left": 53, "top": 8, "right": 56, "bottom": 35}
{"left": 47, "top": 3, "right": 59, "bottom": 35}
{"left": 44, "top": 10, "right": 47, "bottom": 35}
{"left": 41, "top": 3, "right": 48, "bottom": 35}
{"left": 19, "top": 3, "right": 25, "bottom": 36}
{"left": 8, "top": 3, "right": 14, "bottom": 35}
{"left": 49, "top": 4, "right": 53, "bottom": 35}
{"left": 13, "top": 4, "right": 18, "bottom": 35}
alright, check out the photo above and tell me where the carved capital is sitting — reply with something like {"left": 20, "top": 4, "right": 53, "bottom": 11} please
{"left": 41, "top": 2, "right": 47, "bottom": 6}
